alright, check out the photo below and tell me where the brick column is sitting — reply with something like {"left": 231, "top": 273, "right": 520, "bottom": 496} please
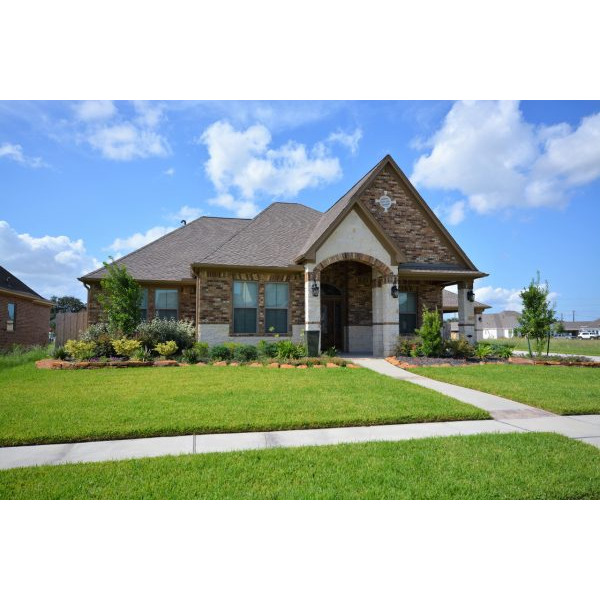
{"left": 457, "top": 280, "right": 476, "bottom": 344}
{"left": 304, "top": 264, "right": 321, "bottom": 355}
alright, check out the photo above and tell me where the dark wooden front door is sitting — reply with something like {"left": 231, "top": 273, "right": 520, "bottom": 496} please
{"left": 321, "top": 298, "right": 343, "bottom": 351}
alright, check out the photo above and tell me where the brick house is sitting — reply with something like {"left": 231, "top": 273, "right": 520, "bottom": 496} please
{"left": 80, "top": 156, "right": 487, "bottom": 356}
{"left": 0, "top": 265, "right": 53, "bottom": 349}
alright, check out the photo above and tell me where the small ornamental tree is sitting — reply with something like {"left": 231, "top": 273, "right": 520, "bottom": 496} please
{"left": 97, "top": 259, "right": 143, "bottom": 336}
{"left": 516, "top": 272, "right": 557, "bottom": 357}
{"left": 416, "top": 306, "right": 443, "bottom": 357}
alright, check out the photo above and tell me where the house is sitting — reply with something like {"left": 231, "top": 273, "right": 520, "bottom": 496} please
{"left": 479, "top": 311, "right": 521, "bottom": 339}
{"left": 559, "top": 319, "right": 600, "bottom": 336}
{"left": 442, "top": 289, "right": 491, "bottom": 341}
{"left": 80, "top": 155, "right": 487, "bottom": 356}
{"left": 0, "top": 265, "right": 53, "bottom": 349}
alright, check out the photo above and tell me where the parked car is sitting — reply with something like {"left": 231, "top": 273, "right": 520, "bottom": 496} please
{"left": 578, "top": 329, "right": 600, "bottom": 340}
{"left": 553, "top": 333, "right": 573, "bottom": 339}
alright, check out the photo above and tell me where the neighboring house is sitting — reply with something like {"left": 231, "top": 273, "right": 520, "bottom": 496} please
{"left": 80, "top": 155, "right": 487, "bottom": 356}
{"left": 559, "top": 319, "right": 600, "bottom": 336}
{"left": 442, "top": 289, "right": 491, "bottom": 341}
{"left": 479, "top": 311, "right": 521, "bottom": 340}
{"left": 0, "top": 265, "right": 53, "bottom": 349}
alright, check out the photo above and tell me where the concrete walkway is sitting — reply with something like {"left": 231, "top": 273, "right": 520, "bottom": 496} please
{"left": 353, "top": 357, "right": 600, "bottom": 449}
{"left": 1, "top": 358, "right": 599, "bottom": 471}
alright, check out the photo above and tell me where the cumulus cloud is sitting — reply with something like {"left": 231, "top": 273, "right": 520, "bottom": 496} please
{"left": 327, "top": 127, "right": 363, "bottom": 154}
{"left": 107, "top": 225, "right": 175, "bottom": 254}
{"left": 171, "top": 205, "right": 204, "bottom": 222}
{"left": 74, "top": 100, "right": 116, "bottom": 122}
{"left": 73, "top": 101, "right": 170, "bottom": 161}
{"left": 473, "top": 284, "right": 558, "bottom": 312}
{"left": 0, "top": 142, "right": 46, "bottom": 168}
{"left": 200, "top": 120, "right": 342, "bottom": 200}
{"left": 163, "top": 167, "right": 175, "bottom": 176}
{"left": 208, "top": 193, "right": 258, "bottom": 219}
{"left": 411, "top": 101, "right": 600, "bottom": 223}
{"left": 0, "top": 221, "right": 100, "bottom": 299}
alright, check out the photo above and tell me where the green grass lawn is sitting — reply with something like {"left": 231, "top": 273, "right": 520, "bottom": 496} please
{"left": 412, "top": 364, "right": 600, "bottom": 414}
{"left": 495, "top": 337, "right": 600, "bottom": 356}
{"left": 0, "top": 361, "right": 487, "bottom": 447}
{"left": 1, "top": 432, "right": 598, "bottom": 499}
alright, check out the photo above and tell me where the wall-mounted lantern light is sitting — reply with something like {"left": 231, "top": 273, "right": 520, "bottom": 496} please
{"left": 311, "top": 274, "right": 320, "bottom": 297}
{"left": 391, "top": 278, "right": 399, "bottom": 299}
{"left": 467, "top": 290, "right": 475, "bottom": 302}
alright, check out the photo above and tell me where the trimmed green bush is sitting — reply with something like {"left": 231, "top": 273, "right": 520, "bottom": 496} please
{"left": 111, "top": 338, "right": 141, "bottom": 358}
{"left": 154, "top": 340, "right": 178, "bottom": 358}
{"left": 444, "top": 339, "right": 474, "bottom": 359}
{"left": 277, "top": 340, "right": 306, "bottom": 360}
{"left": 64, "top": 340, "right": 97, "bottom": 361}
{"left": 80, "top": 323, "right": 113, "bottom": 357}
{"left": 416, "top": 307, "right": 443, "bottom": 357}
{"left": 136, "top": 318, "right": 195, "bottom": 351}
{"left": 257, "top": 340, "right": 278, "bottom": 358}
{"left": 209, "top": 344, "right": 232, "bottom": 361}
{"left": 193, "top": 342, "right": 209, "bottom": 360}
{"left": 233, "top": 344, "right": 259, "bottom": 362}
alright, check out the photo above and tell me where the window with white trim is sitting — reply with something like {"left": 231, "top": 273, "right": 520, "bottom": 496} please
{"left": 233, "top": 281, "right": 258, "bottom": 333}
{"left": 265, "top": 282, "right": 289, "bottom": 334}
{"left": 155, "top": 289, "right": 178, "bottom": 320}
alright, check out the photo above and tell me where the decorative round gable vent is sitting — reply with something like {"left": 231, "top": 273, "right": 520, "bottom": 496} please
{"left": 376, "top": 191, "right": 396, "bottom": 213}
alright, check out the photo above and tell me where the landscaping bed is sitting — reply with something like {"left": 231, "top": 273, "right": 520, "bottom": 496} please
{"left": 2, "top": 432, "right": 598, "bottom": 499}
{"left": 387, "top": 356, "right": 507, "bottom": 368}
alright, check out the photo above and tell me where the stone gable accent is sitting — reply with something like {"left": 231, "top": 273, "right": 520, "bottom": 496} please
{"left": 359, "top": 164, "right": 467, "bottom": 266}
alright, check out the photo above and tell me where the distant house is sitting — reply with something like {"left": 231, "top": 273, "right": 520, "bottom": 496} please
{"left": 0, "top": 266, "right": 53, "bottom": 349}
{"left": 442, "top": 289, "right": 490, "bottom": 341}
{"left": 479, "top": 311, "right": 521, "bottom": 340}
{"left": 559, "top": 319, "right": 600, "bottom": 336}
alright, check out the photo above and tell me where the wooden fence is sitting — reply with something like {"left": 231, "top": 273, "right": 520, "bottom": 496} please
{"left": 55, "top": 310, "right": 88, "bottom": 347}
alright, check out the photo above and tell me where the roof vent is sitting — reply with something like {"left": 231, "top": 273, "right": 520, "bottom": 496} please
{"left": 180, "top": 220, "right": 187, "bottom": 226}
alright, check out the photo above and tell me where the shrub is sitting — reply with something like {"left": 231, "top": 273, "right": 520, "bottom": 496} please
{"left": 277, "top": 339, "right": 306, "bottom": 360}
{"left": 490, "top": 343, "right": 514, "bottom": 359}
{"left": 80, "top": 322, "right": 114, "bottom": 357}
{"left": 131, "top": 346, "right": 153, "bottom": 362}
{"left": 64, "top": 339, "right": 97, "bottom": 361}
{"left": 296, "top": 357, "right": 322, "bottom": 367}
{"left": 395, "top": 336, "right": 421, "bottom": 357}
{"left": 474, "top": 343, "right": 493, "bottom": 360}
{"left": 416, "top": 306, "right": 443, "bottom": 357}
{"left": 51, "top": 345, "right": 68, "bottom": 360}
{"left": 135, "top": 318, "right": 195, "bottom": 351}
{"left": 257, "top": 340, "right": 278, "bottom": 358}
{"left": 154, "top": 340, "right": 178, "bottom": 358}
{"left": 233, "top": 344, "right": 259, "bottom": 362}
{"left": 181, "top": 347, "right": 200, "bottom": 364}
{"left": 209, "top": 344, "right": 232, "bottom": 361}
{"left": 97, "top": 260, "right": 143, "bottom": 336}
{"left": 324, "top": 346, "right": 337, "bottom": 358}
{"left": 111, "top": 338, "right": 142, "bottom": 358}
{"left": 193, "top": 342, "right": 210, "bottom": 360}
{"left": 445, "top": 339, "right": 474, "bottom": 359}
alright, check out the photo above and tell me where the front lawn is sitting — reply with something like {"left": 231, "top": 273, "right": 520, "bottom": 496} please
{"left": 1, "top": 432, "right": 598, "bottom": 499}
{"left": 412, "top": 364, "right": 600, "bottom": 414}
{"left": 495, "top": 337, "right": 600, "bottom": 357}
{"left": 0, "top": 362, "right": 487, "bottom": 446}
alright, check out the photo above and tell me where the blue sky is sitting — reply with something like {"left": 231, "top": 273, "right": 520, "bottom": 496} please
{"left": 1, "top": 100, "right": 599, "bottom": 320}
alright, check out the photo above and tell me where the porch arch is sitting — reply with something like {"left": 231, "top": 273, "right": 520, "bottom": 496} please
{"left": 313, "top": 252, "right": 394, "bottom": 278}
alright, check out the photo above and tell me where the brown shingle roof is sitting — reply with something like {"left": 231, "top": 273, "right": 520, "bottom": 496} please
{"left": 81, "top": 217, "right": 249, "bottom": 281}
{"left": 0, "top": 265, "right": 49, "bottom": 301}
{"left": 442, "top": 289, "right": 491, "bottom": 311}
{"left": 198, "top": 203, "right": 322, "bottom": 268}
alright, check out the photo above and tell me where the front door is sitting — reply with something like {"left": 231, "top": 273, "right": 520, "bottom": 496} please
{"left": 321, "top": 298, "right": 343, "bottom": 351}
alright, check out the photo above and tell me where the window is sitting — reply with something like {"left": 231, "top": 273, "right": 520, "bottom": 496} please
{"left": 139, "top": 289, "right": 148, "bottom": 321}
{"left": 233, "top": 281, "right": 258, "bottom": 333}
{"left": 265, "top": 282, "right": 289, "bottom": 334}
{"left": 7, "top": 302, "right": 16, "bottom": 332}
{"left": 155, "top": 289, "right": 178, "bottom": 320}
{"left": 399, "top": 292, "right": 417, "bottom": 335}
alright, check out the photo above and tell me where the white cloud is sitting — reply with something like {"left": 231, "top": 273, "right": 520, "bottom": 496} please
{"left": 208, "top": 193, "right": 258, "bottom": 219}
{"left": 163, "top": 167, "right": 175, "bottom": 176}
{"left": 473, "top": 283, "right": 558, "bottom": 312}
{"left": 0, "top": 142, "right": 46, "bottom": 168}
{"left": 133, "top": 101, "right": 164, "bottom": 128}
{"left": 327, "top": 127, "right": 363, "bottom": 154}
{"left": 107, "top": 225, "right": 175, "bottom": 254}
{"left": 74, "top": 100, "right": 116, "bottom": 122}
{"left": 0, "top": 220, "right": 100, "bottom": 299}
{"left": 437, "top": 199, "right": 467, "bottom": 225}
{"left": 171, "top": 205, "right": 204, "bottom": 222}
{"left": 88, "top": 124, "right": 170, "bottom": 161}
{"left": 200, "top": 120, "right": 342, "bottom": 200}
{"left": 411, "top": 101, "right": 600, "bottom": 222}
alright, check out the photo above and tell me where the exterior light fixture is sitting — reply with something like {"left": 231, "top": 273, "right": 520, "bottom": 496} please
{"left": 391, "top": 277, "right": 399, "bottom": 298}
{"left": 311, "top": 274, "right": 320, "bottom": 297}
{"left": 467, "top": 290, "right": 475, "bottom": 302}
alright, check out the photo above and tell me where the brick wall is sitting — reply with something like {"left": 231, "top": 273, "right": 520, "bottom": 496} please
{"left": 0, "top": 294, "right": 51, "bottom": 349}
{"left": 87, "top": 282, "right": 196, "bottom": 324}
{"left": 198, "top": 269, "right": 304, "bottom": 335}
{"left": 359, "top": 164, "right": 466, "bottom": 265}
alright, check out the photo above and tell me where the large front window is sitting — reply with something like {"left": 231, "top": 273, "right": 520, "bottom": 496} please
{"left": 233, "top": 281, "right": 257, "bottom": 333}
{"left": 399, "top": 291, "right": 417, "bottom": 334}
{"left": 265, "top": 282, "right": 289, "bottom": 334}
{"left": 155, "top": 289, "right": 178, "bottom": 320}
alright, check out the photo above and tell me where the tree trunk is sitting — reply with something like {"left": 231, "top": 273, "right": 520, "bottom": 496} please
{"left": 526, "top": 336, "right": 532, "bottom": 358}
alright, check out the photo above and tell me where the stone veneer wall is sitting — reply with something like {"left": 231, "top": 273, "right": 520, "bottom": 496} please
{"left": 87, "top": 282, "right": 196, "bottom": 325}
{"left": 359, "top": 164, "right": 466, "bottom": 265}
{"left": 198, "top": 269, "right": 305, "bottom": 339}
{"left": 0, "top": 293, "right": 51, "bottom": 349}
